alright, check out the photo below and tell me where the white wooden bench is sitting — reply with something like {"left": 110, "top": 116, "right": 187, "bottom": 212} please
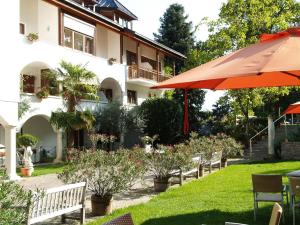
{"left": 200, "top": 151, "right": 222, "bottom": 175}
{"left": 26, "top": 182, "right": 87, "bottom": 225}
{"left": 171, "top": 154, "right": 202, "bottom": 186}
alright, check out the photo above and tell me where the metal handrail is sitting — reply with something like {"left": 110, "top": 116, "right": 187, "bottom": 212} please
{"left": 249, "top": 114, "right": 286, "bottom": 156}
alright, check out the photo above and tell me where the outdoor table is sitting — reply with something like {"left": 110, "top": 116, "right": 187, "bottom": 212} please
{"left": 287, "top": 170, "right": 300, "bottom": 177}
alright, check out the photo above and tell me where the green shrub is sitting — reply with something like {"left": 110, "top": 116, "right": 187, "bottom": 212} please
{"left": 216, "top": 133, "right": 244, "bottom": 159}
{"left": 58, "top": 148, "right": 146, "bottom": 199}
{"left": 139, "top": 98, "right": 182, "bottom": 144}
{"left": 17, "top": 134, "right": 38, "bottom": 148}
{"left": 0, "top": 181, "right": 32, "bottom": 225}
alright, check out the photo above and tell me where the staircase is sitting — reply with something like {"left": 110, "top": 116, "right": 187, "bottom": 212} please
{"left": 248, "top": 124, "right": 300, "bottom": 160}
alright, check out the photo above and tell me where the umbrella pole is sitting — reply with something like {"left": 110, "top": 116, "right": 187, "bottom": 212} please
{"left": 183, "top": 89, "right": 189, "bottom": 135}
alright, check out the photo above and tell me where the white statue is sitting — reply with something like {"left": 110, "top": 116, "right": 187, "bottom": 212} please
{"left": 23, "top": 146, "right": 34, "bottom": 173}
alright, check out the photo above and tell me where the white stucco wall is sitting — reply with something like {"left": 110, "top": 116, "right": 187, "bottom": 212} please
{"left": 20, "top": 0, "right": 38, "bottom": 35}
{"left": 0, "top": 0, "right": 20, "bottom": 126}
{"left": 107, "top": 30, "right": 121, "bottom": 63}
{"left": 38, "top": 1, "right": 59, "bottom": 44}
{"left": 96, "top": 25, "right": 108, "bottom": 59}
{"left": 22, "top": 116, "right": 56, "bottom": 150}
{"left": 126, "top": 83, "right": 163, "bottom": 106}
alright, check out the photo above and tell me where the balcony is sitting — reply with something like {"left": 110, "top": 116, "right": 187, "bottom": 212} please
{"left": 127, "top": 65, "right": 171, "bottom": 87}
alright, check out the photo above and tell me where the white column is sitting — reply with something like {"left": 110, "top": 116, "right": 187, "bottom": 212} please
{"left": 54, "top": 130, "right": 63, "bottom": 163}
{"left": 5, "top": 125, "right": 20, "bottom": 180}
{"left": 268, "top": 116, "right": 275, "bottom": 156}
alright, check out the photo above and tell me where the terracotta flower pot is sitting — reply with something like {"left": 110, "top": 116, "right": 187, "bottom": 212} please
{"left": 91, "top": 195, "right": 113, "bottom": 216}
{"left": 20, "top": 167, "right": 32, "bottom": 177}
{"left": 0, "top": 152, "right": 5, "bottom": 157}
{"left": 154, "top": 177, "right": 170, "bottom": 192}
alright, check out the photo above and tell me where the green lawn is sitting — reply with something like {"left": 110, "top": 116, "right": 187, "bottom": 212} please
{"left": 88, "top": 161, "right": 300, "bottom": 225}
{"left": 18, "top": 163, "right": 66, "bottom": 177}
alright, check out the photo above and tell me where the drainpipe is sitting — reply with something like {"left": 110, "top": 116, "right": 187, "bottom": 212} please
{"left": 268, "top": 116, "right": 275, "bottom": 156}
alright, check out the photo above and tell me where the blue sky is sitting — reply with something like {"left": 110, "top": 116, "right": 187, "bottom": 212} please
{"left": 123, "top": 0, "right": 227, "bottom": 110}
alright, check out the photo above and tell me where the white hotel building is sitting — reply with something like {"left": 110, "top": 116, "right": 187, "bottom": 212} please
{"left": 0, "top": 0, "right": 185, "bottom": 179}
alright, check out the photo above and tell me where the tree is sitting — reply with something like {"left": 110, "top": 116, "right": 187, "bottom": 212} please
{"left": 154, "top": 3, "right": 195, "bottom": 72}
{"left": 50, "top": 61, "right": 99, "bottom": 151}
{"left": 173, "top": 49, "right": 206, "bottom": 133}
{"left": 201, "top": 0, "right": 300, "bottom": 141}
{"left": 139, "top": 98, "right": 183, "bottom": 144}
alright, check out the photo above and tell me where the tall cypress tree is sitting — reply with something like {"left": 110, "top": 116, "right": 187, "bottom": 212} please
{"left": 154, "top": 3, "right": 195, "bottom": 72}
{"left": 155, "top": 4, "right": 205, "bottom": 134}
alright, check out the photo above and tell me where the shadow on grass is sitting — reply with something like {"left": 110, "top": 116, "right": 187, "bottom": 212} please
{"left": 139, "top": 205, "right": 297, "bottom": 225}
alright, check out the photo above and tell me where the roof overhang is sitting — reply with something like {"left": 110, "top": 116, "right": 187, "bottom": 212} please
{"left": 45, "top": 0, "right": 186, "bottom": 59}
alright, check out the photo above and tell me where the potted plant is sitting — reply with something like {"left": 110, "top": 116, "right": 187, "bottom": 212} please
{"left": 36, "top": 87, "right": 49, "bottom": 99}
{"left": 216, "top": 133, "right": 244, "bottom": 167}
{"left": 108, "top": 58, "right": 117, "bottom": 65}
{"left": 58, "top": 148, "right": 146, "bottom": 216}
{"left": 17, "top": 134, "right": 38, "bottom": 177}
{"left": 146, "top": 145, "right": 180, "bottom": 192}
{"left": 26, "top": 32, "right": 39, "bottom": 42}
{"left": 0, "top": 144, "right": 5, "bottom": 157}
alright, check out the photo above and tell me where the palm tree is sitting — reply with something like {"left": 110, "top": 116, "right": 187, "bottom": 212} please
{"left": 50, "top": 61, "right": 99, "bottom": 152}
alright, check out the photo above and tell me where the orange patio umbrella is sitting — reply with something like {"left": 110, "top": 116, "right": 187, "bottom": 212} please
{"left": 152, "top": 28, "right": 300, "bottom": 134}
{"left": 283, "top": 102, "right": 300, "bottom": 115}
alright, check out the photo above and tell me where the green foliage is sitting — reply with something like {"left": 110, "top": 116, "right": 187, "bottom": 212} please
{"left": 146, "top": 145, "right": 193, "bottom": 180}
{"left": 0, "top": 181, "right": 32, "bottom": 225}
{"left": 50, "top": 109, "right": 95, "bottom": 131}
{"left": 55, "top": 60, "right": 99, "bottom": 110}
{"left": 35, "top": 87, "right": 49, "bottom": 99}
{"left": 58, "top": 149, "right": 146, "bottom": 198}
{"left": 154, "top": 3, "right": 195, "bottom": 72}
{"left": 18, "top": 97, "right": 30, "bottom": 119}
{"left": 216, "top": 133, "right": 244, "bottom": 159}
{"left": 94, "top": 103, "right": 143, "bottom": 141}
{"left": 17, "top": 134, "right": 38, "bottom": 148}
{"left": 139, "top": 98, "right": 183, "bottom": 144}
{"left": 197, "top": 0, "right": 300, "bottom": 142}
{"left": 88, "top": 161, "right": 300, "bottom": 225}
{"left": 172, "top": 89, "right": 206, "bottom": 132}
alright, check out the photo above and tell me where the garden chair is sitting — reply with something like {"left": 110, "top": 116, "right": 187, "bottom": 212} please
{"left": 289, "top": 176, "right": 300, "bottom": 225}
{"left": 252, "top": 174, "right": 288, "bottom": 221}
{"left": 225, "top": 202, "right": 282, "bottom": 225}
{"left": 102, "top": 213, "right": 134, "bottom": 225}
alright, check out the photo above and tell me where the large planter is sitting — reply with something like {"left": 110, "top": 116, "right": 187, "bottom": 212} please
{"left": 154, "top": 177, "right": 170, "bottom": 192}
{"left": 20, "top": 167, "right": 32, "bottom": 177}
{"left": 91, "top": 195, "right": 113, "bottom": 216}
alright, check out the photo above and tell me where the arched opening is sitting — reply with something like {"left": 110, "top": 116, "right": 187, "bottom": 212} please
{"left": 20, "top": 62, "right": 57, "bottom": 96}
{"left": 21, "top": 115, "right": 57, "bottom": 163}
{"left": 100, "top": 78, "right": 122, "bottom": 104}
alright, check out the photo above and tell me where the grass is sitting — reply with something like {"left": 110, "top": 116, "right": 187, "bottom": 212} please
{"left": 88, "top": 160, "right": 300, "bottom": 225}
{"left": 17, "top": 163, "right": 66, "bottom": 177}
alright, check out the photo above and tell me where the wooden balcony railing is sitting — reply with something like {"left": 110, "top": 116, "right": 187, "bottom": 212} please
{"left": 128, "top": 66, "right": 171, "bottom": 83}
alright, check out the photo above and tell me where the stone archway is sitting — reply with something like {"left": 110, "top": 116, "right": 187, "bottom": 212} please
{"left": 100, "top": 78, "right": 123, "bottom": 104}
{"left": 20, "top": 114, "right": 64, "bottom": 163}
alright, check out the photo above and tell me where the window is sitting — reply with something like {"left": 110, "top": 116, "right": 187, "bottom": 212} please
{"left": 22, "top": 75, "right": 35, "bottom": 93}
{"left": 19, "top": 23, "right": 25, "bottom": 35}
{"left": 63, "top": 27, "right": 94, "bottom": 54}
{"left": 127, "top": 90, "right": 137, "bottom": 105}
{"left": 74, "top": 32, "right": 84, "bottom": 51}
{"left": 85, "top": 37, "right": 94, "bottom": 54}
{"left": 64, "top": 28, "right": 73, "bottom": 48}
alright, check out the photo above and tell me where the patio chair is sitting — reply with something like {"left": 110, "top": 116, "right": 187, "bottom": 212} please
{"left": 289, "top": 176, "right": 300, "bottom": 225}
{"left": 102, "top": 213, "right": 134, "bottom": 225}
{"left": 225, "top": 202, "right": 282, "bottom": 225}
{"left": 252, "top": 174, "right": 288, "bottom": 221}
